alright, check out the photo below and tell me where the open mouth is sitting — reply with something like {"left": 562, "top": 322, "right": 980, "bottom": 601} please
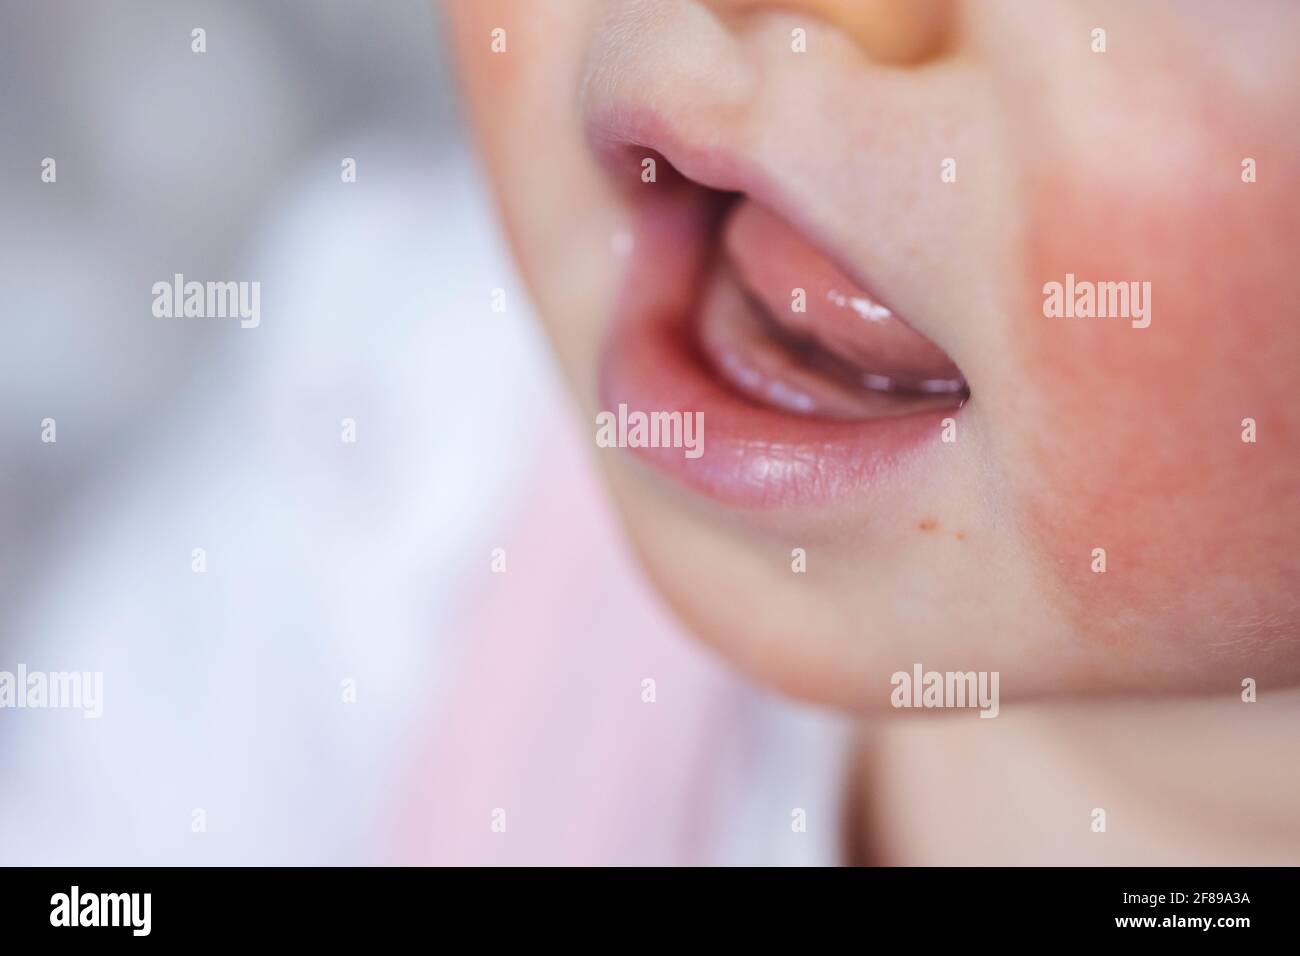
{"left": 702, "top": 198, "right": 967, "bottom": 421}
{"left": 595, "top": 138, "right": 968, "bottom": 508}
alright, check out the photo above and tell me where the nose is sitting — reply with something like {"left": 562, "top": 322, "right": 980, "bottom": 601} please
{"left": 705, "top": 0, "right": 953, "bottom": 64}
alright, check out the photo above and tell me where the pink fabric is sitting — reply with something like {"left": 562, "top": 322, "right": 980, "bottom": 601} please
{"left": 389, "top": 414, "right": 747, "bottom": 865}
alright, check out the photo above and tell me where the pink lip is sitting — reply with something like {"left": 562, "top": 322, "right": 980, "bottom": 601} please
{"left": 591, "top": 107, "right": 961, "bottom": 509}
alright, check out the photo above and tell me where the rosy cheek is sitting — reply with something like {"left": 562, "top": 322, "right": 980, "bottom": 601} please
{"left": 1010, "top": 141, "right": 1300, "bottom": 646}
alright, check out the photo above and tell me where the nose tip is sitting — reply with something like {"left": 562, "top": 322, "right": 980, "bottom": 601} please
{"left": 709, "top": 0, "right": 953, "bottom": 64}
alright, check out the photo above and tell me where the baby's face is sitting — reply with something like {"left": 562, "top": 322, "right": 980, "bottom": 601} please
{"left": 445, "top": 0, "right": 1300, "bottom": 709}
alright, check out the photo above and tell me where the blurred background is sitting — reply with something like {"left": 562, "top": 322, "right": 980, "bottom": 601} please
{"left": 0, "top": 0, "right": 843, "bottom": 865}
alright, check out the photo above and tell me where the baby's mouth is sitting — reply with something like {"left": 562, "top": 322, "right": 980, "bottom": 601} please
{"left": 591, "top": 133, "right": 970, "bottom": 506}
{"left": 698, "top": 198, "right": 968, "bottom": 421}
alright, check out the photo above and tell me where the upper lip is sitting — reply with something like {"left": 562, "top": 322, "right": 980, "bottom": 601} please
{"left": 585, "top": 100, "right": 825, "bottom": 260}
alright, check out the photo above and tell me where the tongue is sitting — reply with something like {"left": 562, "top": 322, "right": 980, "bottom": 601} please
{"left": 722, "top": 201, "right": 965, "bottom": 394}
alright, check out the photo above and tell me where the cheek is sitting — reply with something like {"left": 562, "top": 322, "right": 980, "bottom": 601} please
{"left": 445, "top": 0, "right": 616, "bottom": 382}
{"left": 1011, "top": 136, "right": 1300, "bottom": 648}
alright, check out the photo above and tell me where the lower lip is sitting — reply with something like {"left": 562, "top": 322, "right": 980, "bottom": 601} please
{"left": 597, "top": 192, "right": 955, "bottom": 509}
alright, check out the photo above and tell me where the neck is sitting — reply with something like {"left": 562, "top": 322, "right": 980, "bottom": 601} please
{"left": 850, "top": 688, "right": 1300, "bottom": 865}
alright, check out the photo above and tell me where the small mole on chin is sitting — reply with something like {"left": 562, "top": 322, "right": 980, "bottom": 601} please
{"left": 918, "top": 518, "right": 938, "bottom": 532}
